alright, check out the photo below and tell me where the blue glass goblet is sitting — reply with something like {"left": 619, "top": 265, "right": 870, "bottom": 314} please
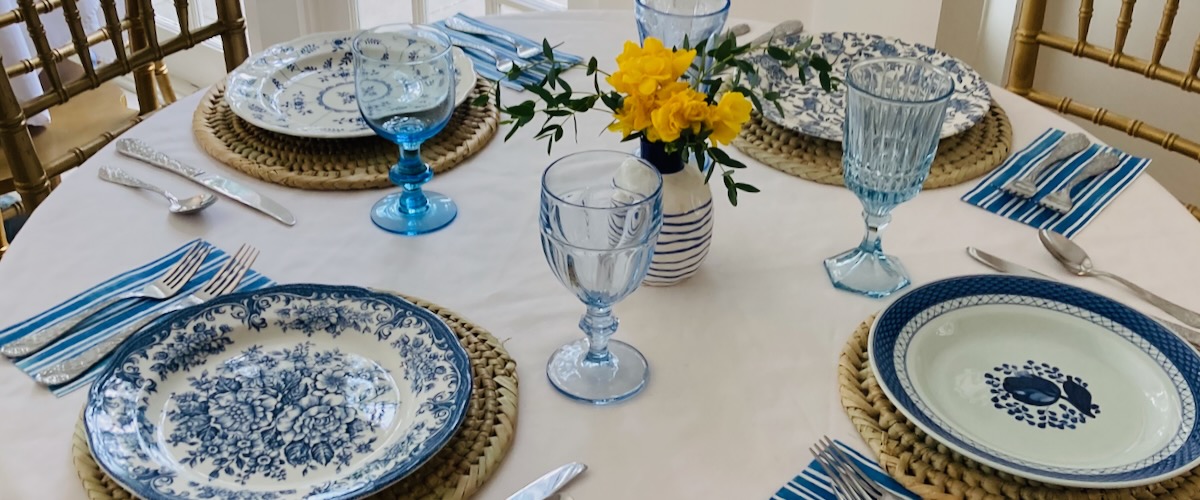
{"left": 353, "top": 24, "right": 457, "bottom": 235}
{"left": 824, "top": 58, "right": 954, "bottom": 298}
{"left": 635, "top": 0, "right": 730, "bottom": 50}
{"left": 541, "top": 151, "right": 664, "bottom": 405}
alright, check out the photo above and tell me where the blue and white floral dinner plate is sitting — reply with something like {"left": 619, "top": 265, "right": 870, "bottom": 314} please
{"left": 225, "top": 32, "right": 477, "bottom": 139}
{"left": 755, "top": 32, "right": 992, "bottom": 141}
{"left": 869, "top": 275, "right": 1200, "bottom": 488}
{"left": 84, "top": 284, "right": 472, "bottom": 500}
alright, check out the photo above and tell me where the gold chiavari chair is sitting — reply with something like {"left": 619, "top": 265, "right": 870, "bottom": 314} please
{"left": 0, "top": 0, "right": 249, "bottom": 259}
{"left": 1007, "top": 0, "right": 1200, "bottom": 222}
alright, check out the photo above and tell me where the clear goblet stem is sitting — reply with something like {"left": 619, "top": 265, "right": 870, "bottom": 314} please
{"left": 579, "top": 305, "right": 618, "bottom": 363}
{"left": 857, "top": 210, "right": 892, "bottom": 255}
{"left": 391, "top": 145, "right": 434, "bottom": 214}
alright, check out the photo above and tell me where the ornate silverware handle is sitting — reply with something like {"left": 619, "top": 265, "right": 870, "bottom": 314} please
{"left": 445, "top": 16, "right": 523, "bottom": 48}
{"left": 1017, "top": 134, "right": 1089, "bottom": 183}
{"left": 115, "top": 138, "right": 206, "bottom": 178}
{"left": 34, "top": 303, "right": 186, "bottom": 386}
{"left": 97, "top": 166, "right": 174, "bottom": 200}
{"left": 451, "top": 38, "right": 503, "bottom": 61}
{"left": 1098, "top": 270, "right": 1200, "bottom": 329}
{"left": 0, "top": 294, "right": 129, "bottom": 358}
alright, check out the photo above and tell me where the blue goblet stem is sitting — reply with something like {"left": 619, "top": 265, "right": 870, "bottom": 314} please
{"left": 580, "top": 305, "right": 618, "bottom": 363}
{"left": 857, "top": 210, "right": 892, "bottom": 255}
{"left": 390, "top": 145, "right": 433, "bottom": 214}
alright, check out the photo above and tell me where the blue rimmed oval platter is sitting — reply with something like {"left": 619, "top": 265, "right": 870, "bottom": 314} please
{"left": 84, "top": 284, "right": 471, "bottom": 500}
{"left": 869, "top": 275, "right": 1200, "bottom": 488}
{"left": 754, "top": 31, "right": 991, "bottom": 142}
{"left": 225, "top": 32, "right": 476, "bottom": 139}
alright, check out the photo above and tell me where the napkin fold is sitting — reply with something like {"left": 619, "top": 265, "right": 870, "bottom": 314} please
{"left": 433, "top": 13, "right": 582, "bottom": 91}
{"left": 961, "top": 128, "right": 1150, "bottom": 238}
{"left": 0, "top": 239, "right": 275, "bottom": 396}
{"left": 771, "top": 440, "right": 919, "bottom": 500}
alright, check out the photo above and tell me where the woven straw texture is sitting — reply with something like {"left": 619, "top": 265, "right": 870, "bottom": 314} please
{"left": 734, "top": 103, "right": 1012, "bottom": 189}
{"left": 839, "top": 316, "right": 1200, "bottom": 499}
{"left": 72, "top": 292, "right": 518, "bottom": 500}
{"left": 193, "top": 80, "right": 499, "bottom": 191}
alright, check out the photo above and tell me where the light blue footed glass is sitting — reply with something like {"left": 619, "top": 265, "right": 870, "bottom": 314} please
{"left": 540, "top": 151, "right": 664, "bottom": 405}
{"left": 824, "top": 58, "right": 954, "bottom": 298}
{"left": 635, "top": 0, "right": 729, "bottom": 49}
{"left": 353, "top": 24, "right": 458, "bottom": 235}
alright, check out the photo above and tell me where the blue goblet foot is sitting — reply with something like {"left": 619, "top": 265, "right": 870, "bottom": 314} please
{"left": 371, "top": 191, "right": 458, "bottom": 235}
{"left": 824, "top": 247, "right": 911, "bottom": 298}
{"left": 547, "top": 338, "right": 649, "bottom": 405}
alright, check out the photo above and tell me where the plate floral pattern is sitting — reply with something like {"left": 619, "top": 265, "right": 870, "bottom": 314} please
{"left": 225, "top": 32, "right": 476, "bottom": 139}
{"left": 753, "top": 32, "right": 992, "bottom": 142}
{"left": 84, "top": 284, "right": 471, "bottom": 500}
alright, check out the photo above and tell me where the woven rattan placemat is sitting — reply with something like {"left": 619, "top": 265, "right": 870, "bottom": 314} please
{"left": 735, "top": 103, "right": 1012, "bottom": 189}
{"left": 72, "top": 292, "right": 517, "bottom": 500}
{"left": 193, "top": 81, "right": 499, "bottom": 191}
{"left": 839, "top": 316, "right": 1200, "bottom": 499}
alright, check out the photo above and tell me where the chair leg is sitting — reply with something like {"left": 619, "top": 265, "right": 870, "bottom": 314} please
{"left": 152, "top": 60, "right": 177, "bottom": 105}
{"left": 0, "top": 210, "right": 8, "bottom": 259}
{"left": 1187, "top": 203, "right": 1200, "bottom": 223}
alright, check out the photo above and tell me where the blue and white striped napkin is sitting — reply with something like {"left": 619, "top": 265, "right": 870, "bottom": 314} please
{"left": 0, "top": 239, "right": 275, "bottom": 396}
{"left": 433, "top": 13, "right": 583, "bottom": 91}
{"left": 961, "top": 128, "right": 1150, "bottom": 238}
{"left": 771, "top": 440, "right": 920, "bottom": 500}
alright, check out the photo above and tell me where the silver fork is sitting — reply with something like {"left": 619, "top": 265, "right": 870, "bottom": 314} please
{"left": 1038, "top": 150, "right": 1123, "bottom": 213}
{"left": 811, "top": 436, "right": 884, "bottom": 500}
{"left": 452, "top": 38, "right": 533, "bottom": 74}
{"left": 1001, "top": 132, "right": 1089, "bottom": 198}
{"left": 1, "top": 242, "right": 211, "bottom": 358}
{"left": 444, "top": 16, "right": 542, "bottom": 59}
{"left": 34, "top": 244, "right": 259, "bottom": 386}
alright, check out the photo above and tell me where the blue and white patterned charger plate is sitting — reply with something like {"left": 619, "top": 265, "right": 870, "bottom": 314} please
{"left": 754, "top": 32, "right": 992, "bottom": 142}
{"left": 84, "top": 284, "right": 472, "bottom": 500}
{"left": 225, "top": 32, "right": 477, "bottom": 139}
{"left": 869, "top": 275, "right": 1200, "bottom": 488}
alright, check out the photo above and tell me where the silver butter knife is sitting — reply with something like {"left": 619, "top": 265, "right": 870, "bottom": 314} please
{"left": 966, "top": 246, "right": 1200, "bottom": 345}
{"left": 444, "top": 15, "right": 541, "bottom": 59}
{"left": 507, "top": 462, "right": 587, "bottom": 500}
{"left": 115, "top": 138, "right": 296, "bottom": 226}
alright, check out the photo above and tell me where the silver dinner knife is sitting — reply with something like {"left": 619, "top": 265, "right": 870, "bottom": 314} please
{"left": 966, "top": 246, "right": 1200, "bottom": 345}
{"left": 115, "top": 138, "right": 296, "bottom": 226}
{"left": 507, "top": 462, "right": 587, "bottom": 500}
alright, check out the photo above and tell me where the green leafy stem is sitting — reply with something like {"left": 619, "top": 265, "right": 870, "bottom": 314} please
{"left": 474, "top": 35, "right": 838, "bottom": 206}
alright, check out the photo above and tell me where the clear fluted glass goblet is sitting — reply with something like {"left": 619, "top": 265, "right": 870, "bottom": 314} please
{"left": 354, "top": 24, "right": 457, "bottom": 235}
{"left": 824, "top": 58, "right": 954, "bottom": 298}
{"left": 540, "top": 151, "right": 664, "bottom": 405}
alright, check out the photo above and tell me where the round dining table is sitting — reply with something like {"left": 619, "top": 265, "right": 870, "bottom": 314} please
{"left": 3, "top": 11, "right": 1200, "bottom": 500}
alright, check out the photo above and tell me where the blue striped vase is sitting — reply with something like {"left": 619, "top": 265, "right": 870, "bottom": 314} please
{"left": 639, "top": 139, "right": 714, "bottom": 286}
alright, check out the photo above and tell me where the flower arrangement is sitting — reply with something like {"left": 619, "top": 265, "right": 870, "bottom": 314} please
{"left": 476, "top": 32, "right": 836, "bottom": 205}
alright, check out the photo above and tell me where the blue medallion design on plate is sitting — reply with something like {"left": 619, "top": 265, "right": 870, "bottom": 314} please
{"left": 869, "top": 274, "right": 1200, "bottom": 488}
{"left": 751, "top": 32, "right": 992, "bottom": 141}
{"left": 984, "top": 360, "right": 1100, "bottom": 429}
{"left": 84, "top": 284, "right": 472, "bottom": 500}
{"left": 225, "top": 32, "right": 476, "bottom": 139}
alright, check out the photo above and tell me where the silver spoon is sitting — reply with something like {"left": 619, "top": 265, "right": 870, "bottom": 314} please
{"left": 1039, "top": 229, "right": 1200, "bottom": 328}
{"left": 98, "top": 166, "right": 216, "bottom": 215}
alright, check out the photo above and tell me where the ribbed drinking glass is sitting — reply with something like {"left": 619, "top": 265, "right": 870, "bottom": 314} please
{"left": 635, "top": 0, "right": 729, "bottom": 53}
{"left": 824, "top": 58, "right": 954, "bottom": 298}
{"left": 540, "top": 151, "right": 663, "bottom": 405}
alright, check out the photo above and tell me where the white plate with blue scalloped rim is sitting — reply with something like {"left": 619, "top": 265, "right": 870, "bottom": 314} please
{"left": 225, "top": 31, "right": 477, "bottom": 139}
{"left": 84, "top": 284, "right": 472, "bottom": 500}
{"left": 753, "top": 32, "right": 991, "bottom": 142}
{"left": 869, "top": 274, "right": 1200, "bottom": 488}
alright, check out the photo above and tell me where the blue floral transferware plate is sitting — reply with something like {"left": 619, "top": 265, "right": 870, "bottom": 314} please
{"left": 754, "top": 32, "right": 991, "bottom": 142}
{"left": 226, "top": 32, "right": 477, "bottom": 139}
{"left": 84, "top": 284, "right": 472, "bottom": 500}
{"left": 869, "top": 275, "right": 1200, "bottom": 488}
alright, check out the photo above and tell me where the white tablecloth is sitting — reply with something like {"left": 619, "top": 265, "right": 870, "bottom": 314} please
{"left": 3, "top": 11, "right": 1200, "bottom": 499}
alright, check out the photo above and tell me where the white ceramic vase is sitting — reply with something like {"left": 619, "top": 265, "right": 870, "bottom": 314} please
{"left": 638, "top": 139, "right": 714, "bottom": 286}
